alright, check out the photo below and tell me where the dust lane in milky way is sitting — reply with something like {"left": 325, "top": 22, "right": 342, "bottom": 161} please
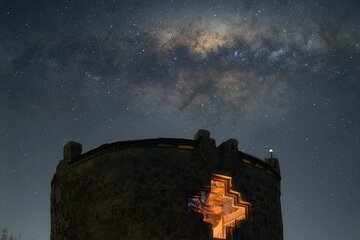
{"left": 0, "top": 0, "right": 359, "bottom": 239}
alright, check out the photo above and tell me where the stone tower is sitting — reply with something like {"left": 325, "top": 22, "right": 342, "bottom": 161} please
{"left": 51, "top": 129, "right": 283, "bottom": 240}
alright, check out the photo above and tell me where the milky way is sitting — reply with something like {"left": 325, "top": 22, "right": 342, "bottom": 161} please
{"left": 1, "top": 1, "right": 360, "bottom": 239}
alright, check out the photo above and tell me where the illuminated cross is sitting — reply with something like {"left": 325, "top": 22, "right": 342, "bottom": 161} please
{"left": 189, "top": 174, "right": 251, "bottom": 239}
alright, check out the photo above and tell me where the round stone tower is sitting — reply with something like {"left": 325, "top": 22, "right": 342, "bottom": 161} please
{"left": 51, "top": 129, "right": 283, "bottom": 240}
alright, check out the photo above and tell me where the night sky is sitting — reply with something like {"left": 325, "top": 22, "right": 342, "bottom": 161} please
{"left": 1, "top": 0, "right": 359, "bottom": 239}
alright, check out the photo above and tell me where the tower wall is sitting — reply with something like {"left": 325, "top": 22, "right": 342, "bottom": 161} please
{"left": 213, "top": 139, "right": 283, "bottom": 240}
{"left": 51, "top": 130, "right": 283, "bottom": 240}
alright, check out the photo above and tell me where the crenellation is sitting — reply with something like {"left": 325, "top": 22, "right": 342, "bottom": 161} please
{"left": 265, "top": 158, "right": 281, "bottom": 175}
{"left": 51, "top": 129, "right": 283, "bottom": 240}
{"left": 63, "top": 141, "right": 82, "bottom": 162}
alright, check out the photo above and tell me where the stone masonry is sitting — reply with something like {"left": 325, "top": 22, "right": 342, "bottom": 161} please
{"left": 51, "top": 129, "right": 283, "bottom": 240}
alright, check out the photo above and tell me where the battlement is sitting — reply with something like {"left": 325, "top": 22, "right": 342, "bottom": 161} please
{"left": 60, "top": 130, "right": 280, "bottom": 180}
{"left": 51, "top": 129, "right": 283, "bottom": 240}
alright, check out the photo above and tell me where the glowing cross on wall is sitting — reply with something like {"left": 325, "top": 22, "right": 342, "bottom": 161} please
{"left": 188, "top": 174, "right": 251, "bottom": 239}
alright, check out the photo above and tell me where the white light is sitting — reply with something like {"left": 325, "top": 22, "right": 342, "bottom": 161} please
{"left": 269, "top": 149, "right": 273, "bottom": 153}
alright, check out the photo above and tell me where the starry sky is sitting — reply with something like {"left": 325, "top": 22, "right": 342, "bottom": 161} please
{"left": 0, "top": 0, "right": 359, "bottom": 239}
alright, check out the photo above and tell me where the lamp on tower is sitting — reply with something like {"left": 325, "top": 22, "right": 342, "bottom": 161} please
{"left": 269, "top": 148, "right": 274, "bottom": 158}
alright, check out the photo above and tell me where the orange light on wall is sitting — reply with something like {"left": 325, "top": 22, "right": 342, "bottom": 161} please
{"left": 188, "top": 174, "right": 251, "bottom": 239}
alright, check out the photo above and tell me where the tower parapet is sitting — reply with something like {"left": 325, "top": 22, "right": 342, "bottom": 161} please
{"left": 51, "top": 129, "right": 283, "bottom": 240}
{"left": 63, "top": 141, "right": 82, "bottom": 162}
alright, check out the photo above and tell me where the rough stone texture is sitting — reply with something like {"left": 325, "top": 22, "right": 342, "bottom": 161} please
{"left": 51, "top": 130, "right": 283, "bottom": 240}
{"left": 63, "top": 141, "right": 82, "bottom": 162}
